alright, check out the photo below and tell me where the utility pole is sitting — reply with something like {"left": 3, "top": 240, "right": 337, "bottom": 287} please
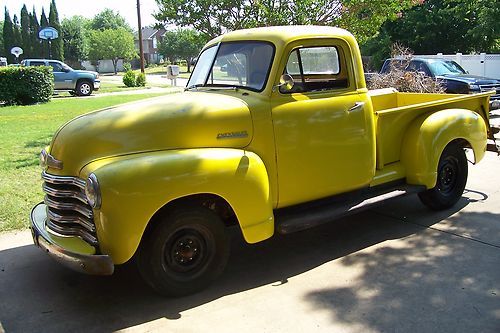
{"left": 136, "top": 0, "right": 145, "bottom": 73}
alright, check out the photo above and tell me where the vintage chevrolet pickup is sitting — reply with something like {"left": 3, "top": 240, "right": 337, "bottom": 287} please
{"left": 30, "top": 26, "right": 498, "bottom": 296}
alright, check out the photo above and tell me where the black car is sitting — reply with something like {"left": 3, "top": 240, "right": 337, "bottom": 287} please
{"left": 380, "top": 57, "right": 500, "bottom": 110}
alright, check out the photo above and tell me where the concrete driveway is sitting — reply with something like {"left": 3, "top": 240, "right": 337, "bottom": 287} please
{"left": 1, "top": 153, "right": 499, "bottom": 333}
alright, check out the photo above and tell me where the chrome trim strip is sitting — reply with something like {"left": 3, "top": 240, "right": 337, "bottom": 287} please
{"left": 44, "top": 196, "right": 93, "bottom": 219}
{"left": 41, "top": 150, "right": 63, "bottom": 170}
{"left": 42, "top": 171, "right": 86, "bottom": 190}
{"left": 47, "top": 209, "right": 96, "bottom": 233}
{"left": 46, "top": 220, "right": 98, "bottom": 246}
{"left": 43, "top": 183, "right": 88, "bottom": 205}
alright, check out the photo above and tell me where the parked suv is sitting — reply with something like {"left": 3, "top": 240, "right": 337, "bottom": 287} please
{"left": 380, "top": 57, "right": 500, "bottom": 110}
{"left": 21, "top": 59, "right": 100, "bottom": 96}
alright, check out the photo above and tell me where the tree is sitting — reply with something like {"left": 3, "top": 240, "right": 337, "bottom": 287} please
{"left": 20, "top": 5, "right": 31, "bottom": 57}
{"left": 154, "top": 0, "right": 420, "bottom": 43}
{"left": 0, "top": 20, "right": 3, "bottom": 56}
{"left": 3, "top": 9, "right": 14, "bottom": 63}
{"left": 49, "top": 0, "right": 63, "bottom": 60}
{"left": 40, "top": 8, "right": 49, "bottom": 58}
{"left": 365, "top": 0, "right": 500, "bottom": 63}
{"left": 158, "top": 28, "right": 206, "bottom": 72}
{"left": 88, "top": 28, "right": 137, "bottom": 73}
{"left": 62, "top": 16, "right": 88, "bottom": 66}
{"left": 90, "top": 9, "right": 132, "bottom": 32}
{"left": 30, "top": 7, "right": 42, "bottom": 58}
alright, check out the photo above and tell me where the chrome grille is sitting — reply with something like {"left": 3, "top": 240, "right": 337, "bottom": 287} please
{"left": 480, "top": 84, "right": 500, "bottom": 99}
{"left": 42, "top": 171, "right": 98, "bottom": 246}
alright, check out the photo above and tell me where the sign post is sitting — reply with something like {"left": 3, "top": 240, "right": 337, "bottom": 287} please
{"left": 38, "top": 27, "right": 59, "bottom": 59}
{"left": 10, "top": 47, "right": 23, "bottom": 63}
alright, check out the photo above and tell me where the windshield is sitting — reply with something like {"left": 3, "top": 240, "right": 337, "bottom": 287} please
{"left": 187, "top": 41, "right": 275, "bottom": 91}
{"left": 427, "top": 60, "right": 466, "bottom": 76}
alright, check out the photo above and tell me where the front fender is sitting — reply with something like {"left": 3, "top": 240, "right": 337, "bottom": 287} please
{"left": 81, "top": 148, "right": 274, "bottom": 264}
{"left": 401, "top": 108, "right": 487, "bottom": 188}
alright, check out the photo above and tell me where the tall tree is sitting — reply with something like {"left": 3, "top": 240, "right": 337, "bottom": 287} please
{"left": 62, "top": 16, "right": 88, "bottom": 66}
{"left": 158, "top": 28, "right": 206, "bottom": 72}
{"left": 3, "top": 9, "right": 14, "bottom": 62}
{"left": 154, "top": 0, "right": 419, "bottom": 43}
{"left": 30, "top": 7, "right": 42, "bottom": 58}
{"left": 90, "top": 9, "right": 132, "bottom": 32}
{"left": 49, "top": 0, "right": 63, "bottom": 60}
{"left": 88, "top": 28, "right": 137, "bottom": 73}
{"left": 12, "top": 14, "right": 21, "bottom": 59}
{"left": 20, "top": 5, "right": 31, "bottom": 57}
{"left": 0, "top": 20, "right": 4, "bottom": 57}
{"left": 40, "top": 8, "right": 49, "bottom": 58}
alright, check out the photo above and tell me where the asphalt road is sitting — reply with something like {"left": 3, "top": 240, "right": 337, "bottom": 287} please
{"left": 0, "top": 153, "right": 499, "bottom": 333}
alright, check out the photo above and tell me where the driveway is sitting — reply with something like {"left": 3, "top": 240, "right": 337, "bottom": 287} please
{"left": 0, "top": 154, "right": 499, "bottom": 333}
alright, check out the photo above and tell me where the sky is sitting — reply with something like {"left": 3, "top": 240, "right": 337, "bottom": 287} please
{"left": 3, "top": 0, "right": 159, "bottom": 28}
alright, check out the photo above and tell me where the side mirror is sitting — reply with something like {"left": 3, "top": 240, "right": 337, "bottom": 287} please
{"left": 274, "top": 74, "right": 295, "bottom": 92}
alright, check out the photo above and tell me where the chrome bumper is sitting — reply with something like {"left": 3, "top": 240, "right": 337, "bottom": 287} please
{"left": 30, "top": 202, "right": 114, "bottom": 275}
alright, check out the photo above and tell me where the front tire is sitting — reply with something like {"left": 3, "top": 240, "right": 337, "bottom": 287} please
{"left": 137, "top": 206, "right": 229, "bottom": 297}
{"left": 418, "top": 143, "right": 468, "bottom": 210}
{"left": 76, "top": 80, "right": 93, "bottom": 96}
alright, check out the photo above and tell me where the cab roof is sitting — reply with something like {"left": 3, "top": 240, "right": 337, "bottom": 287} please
{"left": 206, "top": 25, "right": 356, "bottom": 47}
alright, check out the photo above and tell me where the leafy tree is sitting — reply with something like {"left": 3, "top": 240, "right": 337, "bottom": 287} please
{"left": 40, "top": 8, "right": 49, "bottom": 28}
{"left": 90, "top": 9, "right": 132, "bottom": 32}
{"left": 0, "top": 20, "right": 3, "bottom": 56}
{"left": 158, "top": 28, "right": 206, "bottom": 72}
{"left": 30, "top": 7, "right": 42, "bottom": 58}
{"left": 49, "top": 0, "right": 63, "bottom": 60}
{"left": 3, "top": 9, "right": 15, "bottom": 63}
{"left": 40, "top": 8, "right": 49, "bottom": 58}
{"left": 154, "top": 0, "right": 419, "bottom": 43}
{"left": 12, "top": 14, "right": 22, "bottom": 60}
{"left": 88, "top": 28, "right": 137, "bottom": 73}
{"left": 365, "top": 0, "right": 500, "bottom": 65}
{"left": 62, "top": 16, "right": 88, "bottom": 65}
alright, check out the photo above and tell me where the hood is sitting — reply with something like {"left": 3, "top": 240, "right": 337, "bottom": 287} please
{"left": 437, "top": 73, "right": 500, "bottom": 85}
{"left": 74, "top": 69, "right": 98, "bottom": 77}
{"left": 49, "top": 92, "right": 253, "bottom": 175}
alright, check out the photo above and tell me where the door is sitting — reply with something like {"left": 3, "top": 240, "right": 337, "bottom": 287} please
{"left": 271, "top": 41, "right": 375, "bottom": 207}
{"left": 49, "top": 61, "right": 73, "bottom": 89}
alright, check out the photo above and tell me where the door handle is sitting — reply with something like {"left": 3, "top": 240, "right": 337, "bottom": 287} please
{"left": 348, "top": 102, "right": 365, "bottom": 112}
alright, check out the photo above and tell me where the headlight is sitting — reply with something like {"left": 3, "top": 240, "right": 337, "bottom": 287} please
{"left": 85, "top": 173, "right": 101, "bottom": 209}
{"left": 468, "top": 84, "right": 480, "bottom": 91}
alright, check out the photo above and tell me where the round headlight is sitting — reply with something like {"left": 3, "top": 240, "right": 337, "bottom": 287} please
{"left": 85, "top": 173, "right": 101, "bottom": 209}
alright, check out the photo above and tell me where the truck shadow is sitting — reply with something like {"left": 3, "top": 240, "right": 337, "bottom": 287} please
{"left": 0, "top": 192, "right": 497, "bottom": 332}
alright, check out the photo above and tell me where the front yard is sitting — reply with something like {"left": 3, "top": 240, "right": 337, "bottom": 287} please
{"left": 0, "top": 93, "right": 168, "bottom": 231}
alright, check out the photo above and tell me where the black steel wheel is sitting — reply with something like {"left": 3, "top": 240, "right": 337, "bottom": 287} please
{"left": 137, "top": 206, "right": 229, "bottom": 296}
{"left": 418, "top": 143, "right": 468, "bottom": 210}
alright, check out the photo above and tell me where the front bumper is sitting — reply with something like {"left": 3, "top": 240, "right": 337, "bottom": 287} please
{"left": 30, "top": 202, "right": 114, "bottom": 275}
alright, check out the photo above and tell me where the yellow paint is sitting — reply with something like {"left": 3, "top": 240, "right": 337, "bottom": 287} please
{"left": 37, "top": 26, "right": 492, "bottom": 267}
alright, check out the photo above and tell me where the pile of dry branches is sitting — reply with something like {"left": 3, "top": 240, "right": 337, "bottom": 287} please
{"left": 367, "top": 44, "right": 445, "bottom": 93}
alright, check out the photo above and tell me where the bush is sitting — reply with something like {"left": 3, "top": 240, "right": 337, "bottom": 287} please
{"left": 123, "top": 70, "right": 136, "bottom": 87}
{"left": 0, "top": 66, "right": 54, "bottom": 105}
{"left": 123, "top": 62, "right": 131, "bottom": 72}
{"left": 136, "top": 72, "right": 146, "bottom": 87}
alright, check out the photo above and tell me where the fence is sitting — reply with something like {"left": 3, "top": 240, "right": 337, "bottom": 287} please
{"left": 415, "top": 53, "right": 500, "bottom": 79}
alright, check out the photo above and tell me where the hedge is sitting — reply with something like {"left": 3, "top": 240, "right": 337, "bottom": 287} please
{"left": 0, "top": 66, "right": 54, "bottom": 105}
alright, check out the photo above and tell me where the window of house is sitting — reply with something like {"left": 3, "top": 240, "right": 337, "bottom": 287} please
{"left": 152, "top": 37, "right": 157, "bottom": 49}
{"left": 281, "top": 46, "right": 349, "bottom": 93}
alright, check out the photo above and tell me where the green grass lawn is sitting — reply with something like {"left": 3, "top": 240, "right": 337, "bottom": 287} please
{"left": 0, "top": 92, "right": 168, "bottom": 232}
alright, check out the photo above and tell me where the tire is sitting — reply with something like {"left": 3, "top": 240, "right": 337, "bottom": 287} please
{"left": 136, "top": 206, "right": 229, "bottom": 297}
{"left": 418, "top": 143, "right": 468, "bottom": 210}
{"left": 76, "top": 80, "right": 93, "bottom": 96}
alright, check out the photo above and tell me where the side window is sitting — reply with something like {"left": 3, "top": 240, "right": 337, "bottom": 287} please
{"left": 281, "top": 46, "right": 349, "bottom": 93}
{"left": 30, "top": 61, "right": 46, "bottom": 67}
{"left": 49, "top": 62, "right": 63, "bottom": 72}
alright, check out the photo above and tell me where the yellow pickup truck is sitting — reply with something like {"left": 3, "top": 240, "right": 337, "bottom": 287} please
{"left": 30, "top": 26, "right": 498, "bottom": 296}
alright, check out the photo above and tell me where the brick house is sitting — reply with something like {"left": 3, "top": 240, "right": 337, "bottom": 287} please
{"left": 134, "top": 26, "right": 166, "bottom": 64}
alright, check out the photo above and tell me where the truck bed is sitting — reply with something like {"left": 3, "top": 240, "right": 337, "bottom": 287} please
{"left": 368, "top": 89, "right": 494, "bottom": 172}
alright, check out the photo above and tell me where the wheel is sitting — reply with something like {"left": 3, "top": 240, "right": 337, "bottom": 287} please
{"left": 76, "top": 80, "right": 93, "bottom": 96}
{"left": 136, "top": 206, "right": 229, "bottom": 296}
{"left": 418, "top": 143, "right": 468, "bottom": 210}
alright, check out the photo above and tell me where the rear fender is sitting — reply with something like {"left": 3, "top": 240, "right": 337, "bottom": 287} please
{"left": 401, "top": 108, "right": 487, "bottom": 188}
{"left": 81, "top": 148, "right": 274, "bottom": 264}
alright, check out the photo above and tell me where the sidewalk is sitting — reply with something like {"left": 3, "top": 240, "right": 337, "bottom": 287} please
{"left": 0, "top": 155, "right": 499, "bottom": 332}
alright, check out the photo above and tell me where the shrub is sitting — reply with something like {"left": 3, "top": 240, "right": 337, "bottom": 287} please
{"left": 123, "top": 62, "right": 131, "bottom": 72}
{"left": 0, "top": 66, "right": 54, "bottom": 105}
{"left": 136, "top": 72, "right": 146, "bottom": 87}
{"left": 123, "top": 70, "right": 136, "bottom": 87}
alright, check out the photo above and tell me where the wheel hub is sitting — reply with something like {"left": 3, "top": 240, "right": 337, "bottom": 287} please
{"left": 438, "top": 157, "right": 458, "bottom": 193}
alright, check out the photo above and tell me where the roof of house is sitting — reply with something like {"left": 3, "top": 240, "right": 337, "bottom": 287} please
{"left": 134, "top": 27, "right": 163, "bottom": 40}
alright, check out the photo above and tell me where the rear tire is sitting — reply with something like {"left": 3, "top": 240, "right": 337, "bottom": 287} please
{"left": 137, "top": 206, "right": 229, "bottom": 297}
{"left": 418, "top": 143, "right": 468, "bottom": 210}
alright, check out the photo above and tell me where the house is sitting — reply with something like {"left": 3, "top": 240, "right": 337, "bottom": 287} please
{"left": 135, "top": 26, "right": 166, "bottom": 65}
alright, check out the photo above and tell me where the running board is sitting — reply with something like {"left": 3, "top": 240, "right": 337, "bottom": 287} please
{"left": 275, "top": 184, "right": 426, "bottom": 234}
